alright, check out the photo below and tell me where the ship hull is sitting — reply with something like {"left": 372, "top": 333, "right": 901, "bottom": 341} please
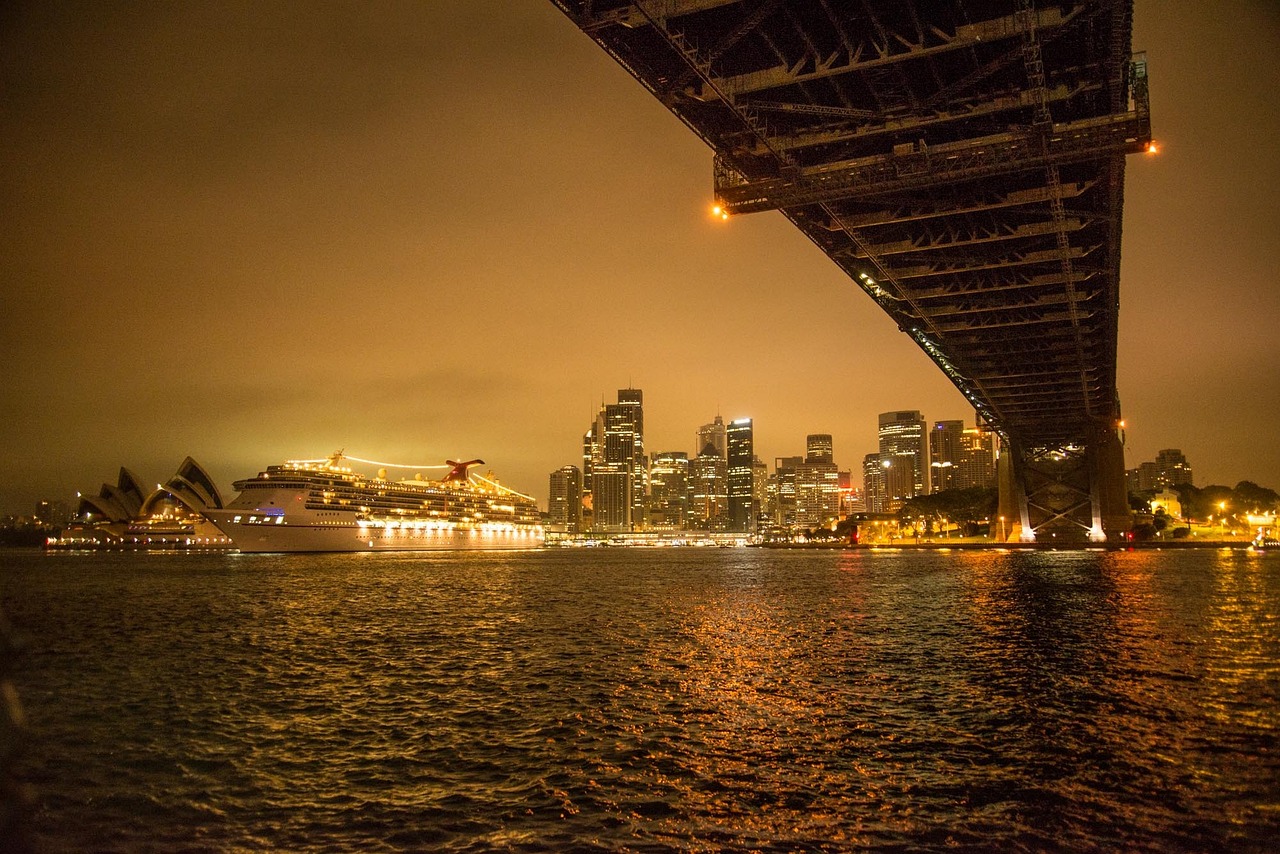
{"left": 203, "top": 510, "right": 543, "bottom": 553}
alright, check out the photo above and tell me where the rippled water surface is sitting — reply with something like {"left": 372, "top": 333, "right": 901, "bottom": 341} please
{"left": 2, "top": 547, "right": 1278, "bottom": 851}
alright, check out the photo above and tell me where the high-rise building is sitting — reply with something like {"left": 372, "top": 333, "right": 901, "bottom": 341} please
{"left": 806, "top": 434, "right": 834, "bottom": 465}
{"left": 795, "top": 433, "right": 839, "bottom": 528}
{"left": 772, "top": 455, "right": 803, "bottom": 526}
{"left": 697, "top": 415, "right": 727, "bottom": 460}
{"left": 727, "top": 418, "right": 755, "bottom": 533}
{"left": 548, "top": 466, "right": 582, "bottom": 534}
{"left": 863, "top": 453, "right": 887, "bottom": 513}
{"left": 648, "top": 452, "right": 689, "bottom": 529}
{"left": 1155, "top": 449, "right": 1193, "bottom": 487}
{"left": 930, "top": 420, "right": 994, "bottom": 492}
{"left": 587, "top": 388, "right": 646, "bottom": 532}
{"left": 688, "top": 445, "right": 728, "bottom": 530}
{"left": 878, "top": 410, "right": 927, "bottom": 510}
{"left": 616, "top": 387, "right": 647, "bottom": 527}
{"left": 751, "top": 456, "right": 769, "bottom": 530}
{"left": 929, "top": 420, "right": 966, "bottom": 493}
{"left": 1127, "top": 449, "right": 1194, "bottom": 493}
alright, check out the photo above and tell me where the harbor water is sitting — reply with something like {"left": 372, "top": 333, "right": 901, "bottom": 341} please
{"left": 2, "top": 547, "right": 1277, "bottom": 851}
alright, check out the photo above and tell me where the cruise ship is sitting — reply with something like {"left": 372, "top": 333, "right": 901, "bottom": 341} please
{"left": 203, "top": 453, "right": 544, "bottom": 552}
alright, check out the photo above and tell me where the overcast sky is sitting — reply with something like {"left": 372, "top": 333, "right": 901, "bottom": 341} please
{"left": 2, "top": 1, "right": 1277, "bottom": 513}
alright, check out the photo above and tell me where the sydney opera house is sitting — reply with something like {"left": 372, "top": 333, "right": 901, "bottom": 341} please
{"left": 48, "top": 458, "right": 233, "bottom": 550}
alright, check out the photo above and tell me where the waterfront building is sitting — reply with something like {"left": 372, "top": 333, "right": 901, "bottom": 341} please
{"left": 795, "top": 434, "right": 839, "bottom": 529}
{"left": 930, "top": 420, "right": 996, "bottom": 492}
{"left": 727, "top": 418, "right": 755, "bottom": 533}
{"left": 879, "top": 410, "right": 927, "bottom": 509}
{"left": 688, "top": 444, "right": 728, "bottom": 531}
{"left": 548, "top": 465, "right": 582, "bottom": 534}
{"left": 772, "top": 455, "right": 803, "bottom": 526}
{"left": 697, "top": 415, "right": 727, "bottom": 460}
{"left": 616, "top": 388, "right": 648, "bottom": 526}
{"left": 1127, "top": 449, "right": 1194, "bottom": 494}
{"left": 863, "top": 453, "right": 887, "bottom": 514}
{"left": 586, "top": 388, "right": 646, "bottom": 532}
{"left": 648, "top": 452, "right": 689, "bottom": 530}
{"left": 752, "top": 455, "right": 769, "bottom": 530}
{"left": 54, "top": 458, "right": 230, "bottom": 549}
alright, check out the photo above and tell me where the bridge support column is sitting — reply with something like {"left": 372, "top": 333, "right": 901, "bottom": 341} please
{"left": 1089, "top": 425, "right": 1133, "bottom": 542}
{"left": 997, "top": 426, "right": 1133, "bottom": 544}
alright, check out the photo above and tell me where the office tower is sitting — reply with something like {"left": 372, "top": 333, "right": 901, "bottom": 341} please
{"left": 796, "top": 433, "right": 839, "bottom": 528}
{"left": 863, "top": 453, "right": 887, "bottom": 513}
{"left": 648, "top": 452, "right": 689, "bottom": 530}
{"left": 587, "top": 388, "right": 646, "bottom": 532}
{"left": 958, "top": 425, "right": 996, "bottom": 489}
{"left": 806, "top": 434, "right": 834, "bottom": 465}
{"left": 616, "top": 387, "right": 647, "bottom": 527}
{"left": 727, "top": 418, "right": 755, "bottom": 533}
{"left": 582, "top": 422, "right": 597, "bottom": 497}
{"left": 697, "top": 414, "right": 727, "bottom": 460}
{"left": 548, "top": 466, "right": 582, "bottom": 534}
{"left": 688, "top": 445, "right": 728, "bottom": 530}
{"left": 929, "top": 420, "right": 965, "bottom": 493}
{"left": 878, "top": 410, "right": 927, "bottom": 510}
{"left": 772, "top": 455, "right": 803, "bottom": 526}
{"left": 752, "top": 456, "right": 768, "bottom": 529}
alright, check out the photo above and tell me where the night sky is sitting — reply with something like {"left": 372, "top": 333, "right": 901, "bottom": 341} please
{"left": 2, "top": 1, "right": 1277, "bottom": 514}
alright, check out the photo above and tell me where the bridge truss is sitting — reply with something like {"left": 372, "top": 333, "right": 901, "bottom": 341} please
{"left": 553, "top": 0, "right": 1151, "bottom": 541}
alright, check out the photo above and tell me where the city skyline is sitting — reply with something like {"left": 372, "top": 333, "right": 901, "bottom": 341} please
{"left": 2, "top": 1, "right": 1278, "bottom": 514}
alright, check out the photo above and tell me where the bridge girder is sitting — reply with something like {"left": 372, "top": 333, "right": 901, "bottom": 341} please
{"left": 554, "top": 0, "right": 1150, "bottom": 541}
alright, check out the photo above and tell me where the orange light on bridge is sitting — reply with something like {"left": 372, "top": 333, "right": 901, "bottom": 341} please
{"left": 711, "top": 203, "right": 729, "bottom": 221}
{"left": 1145, "top": 141, "right": 1159, "bottom": 155}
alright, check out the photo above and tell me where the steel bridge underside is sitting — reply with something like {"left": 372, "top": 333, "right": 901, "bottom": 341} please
{"left": 554, "top": 0, "right": 1150, "bottom": 541}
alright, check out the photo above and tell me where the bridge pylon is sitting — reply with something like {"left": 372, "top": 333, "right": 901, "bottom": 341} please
{"left": 997, "top": 422, "right": 1131, "bottom": 544}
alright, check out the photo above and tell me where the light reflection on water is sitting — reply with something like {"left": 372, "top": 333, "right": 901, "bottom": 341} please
{"left": 1, "top": 547, "right": 1278, "bottom": 851}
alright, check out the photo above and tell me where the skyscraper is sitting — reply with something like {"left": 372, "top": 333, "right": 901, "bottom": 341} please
{"left": 697, "top": 415, "right": 727, "bottom": 460}
{"left": 648, "top": 451, "right": 689, "bottom": 529}
{"left": 772, "top": 455, "right": 803, "bottom": 526}
{"left": 616, "top": 387, "right": 647, "bottom": 527}
{"left": 863, "top": 453, "right": 887, "bottom": 513}
{"left": 688, "top": 444, "right": 727, "bottom": 531}
{"left": 878, "top": 410, "right": 927, "bottom": 510}
{"left": 588, "top": 388, "right": 646, "bottom": 532}
{"left": 929, "top": 420, "right": 965, "bottom": 493}
{"left": 548, "top": 466, "right": 582, "bottom": 534}
{"left": 727, "top": 418, "right": 755, "bottom": 533}
{"left": 806, "top": 434, "right": 834, "bottom": 465}
{"left": 796, "top": 433, "right": 839, "bottom": 528}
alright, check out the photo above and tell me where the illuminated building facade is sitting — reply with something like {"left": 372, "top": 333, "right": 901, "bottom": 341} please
{"left": 586, "top": 388, "right": 646, "bottom": 532}
{"left": 751, "top": 456, "right": 768, "bottom": 529}
{"left": 726, "top": 418, "right": 755, "bottom": 533}
{"left": 548, "top": 465, "right": 582, "bottom": 534}
{"left": 53, "top": 458, "right": 231, "bottom": 549}
{"left": 697, "top": 415, "right": 727, "bottom": 460}
{"left": 878, "top": 410, "right": 927, "bottom": 510}
{"left": 863, "top": 453, "right": 888, "bottom": 513}
{"left": 771, "top": 455, "right": 803, "bottom": 526}
{"left": 795, "top": 434, "right": 839, "bottom": 528}
{"left": 806, "top": 434, "right": 834, "bottom": 465}
{"left": 930, "top": 420, "right": 996, "bottom": 492}
{"left": 688, "top": 444, "right": 727, "bottom": 531}
{"left": 648, "top": 451, "right": 689, "bottom": 529}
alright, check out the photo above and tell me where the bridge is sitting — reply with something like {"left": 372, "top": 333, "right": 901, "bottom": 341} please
{"left": 552, "top": 0, "right": 1152, "bottom": 542}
